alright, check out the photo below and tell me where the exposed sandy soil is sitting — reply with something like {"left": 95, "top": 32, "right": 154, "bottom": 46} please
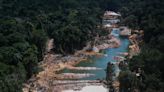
{"left": 22, "top": 34, "right": 120, "bottom": 92}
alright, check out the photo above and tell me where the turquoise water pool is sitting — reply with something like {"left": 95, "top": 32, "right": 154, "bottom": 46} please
{"left": 61, "top": 29, "right": 130, "bottom": 80}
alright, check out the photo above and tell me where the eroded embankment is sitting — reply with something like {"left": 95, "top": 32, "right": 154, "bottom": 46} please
{"left": 107, "top": 29, "right": 144, "bottom": 92}
{"left": 23, "top": 32, "right": 120, "bottom": 92}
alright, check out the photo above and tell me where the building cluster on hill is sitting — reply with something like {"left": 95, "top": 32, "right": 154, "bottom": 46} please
{"left": 102, "top": 11, "right": 121, "bottom": 29}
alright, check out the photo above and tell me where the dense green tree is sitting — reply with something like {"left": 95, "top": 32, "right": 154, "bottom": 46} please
{"left": 0, "top": 17, "right": 47, "bottom": 91}
{"left": 117, "top": 0, "right": 164, "bottom": 91}
{"left": 0, "top": 0, "right": 111, "bottom": 91}
{"left": 119, "top": 71, "right": 140, "bottom": 92}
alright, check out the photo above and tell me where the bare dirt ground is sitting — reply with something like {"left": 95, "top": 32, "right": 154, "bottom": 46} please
{"left": 22, "top": 34, "right": 120, "bottom": 92}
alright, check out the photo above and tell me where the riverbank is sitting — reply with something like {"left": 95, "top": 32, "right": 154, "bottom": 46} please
{"left": 94, "top": 34, "right": 121, "bottom": 50}
{"left": 128, "top": 30, "right": 143, "bottom": 58}
{"left": 23, "top": 28, "right": 120, "bottom": 92}
{"left": 104, "top": 27, "right": 144, "bottom": 91}
{"left": 110, "top": 30, "right": 143, "bottom": 92}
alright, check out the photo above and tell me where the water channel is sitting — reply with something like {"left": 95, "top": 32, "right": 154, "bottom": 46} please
{"left": 61, "top": 28, "right": 130, "bottom": 80}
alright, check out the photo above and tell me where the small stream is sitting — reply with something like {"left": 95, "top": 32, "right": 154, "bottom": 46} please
{"left": 61, "top": 28, "right": 130, "bottom": 80}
